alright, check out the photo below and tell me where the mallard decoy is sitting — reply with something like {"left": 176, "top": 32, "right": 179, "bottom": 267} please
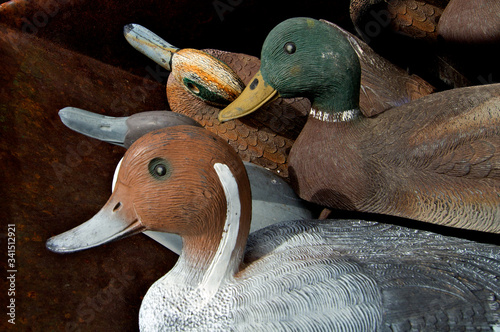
{"left": 219, "top": 17, "right": 500, "bottom": 233}
{"left": 124, "top": 23, "right": 433, "bottom": 177}
{"left": 124, "top": 23, "right": 308, "bottom": 177}
{"left": 56, "top": 106, "right": 316, "bottom": 254}
{"left": 46, "top": 125, "right": 500, "bottom": 330}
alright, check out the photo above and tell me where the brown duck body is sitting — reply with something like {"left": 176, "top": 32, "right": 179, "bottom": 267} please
{"left": 167, "top": 31, "right": 434, "bottom": 178}
{"left": 350, "top": 0, "right": 500, "bottom": 44}
{"left": 290, "top": 84, "right": 500, "bottom": 232}
{"left": 350, "top": 0, "right": 449, "bottom": 41}
{"left": 437, "top": 0, "right": 500, "bottom": 44}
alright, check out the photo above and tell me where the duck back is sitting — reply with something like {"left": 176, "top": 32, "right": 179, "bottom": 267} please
{"left": 290, "top": 84, "right": 500, "bottom": 232}
{"left": 233, "top": 219, "right": 500, "bottom": 330}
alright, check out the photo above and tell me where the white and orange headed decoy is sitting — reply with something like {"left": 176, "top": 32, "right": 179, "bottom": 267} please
{"left": 47, "top": 125, "right": 500, "bottom": 331}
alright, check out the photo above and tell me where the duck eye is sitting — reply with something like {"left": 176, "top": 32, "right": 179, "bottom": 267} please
{"left": 154, "top": 165, "right": 167, "bottom": 176}
{"left": 148, "top": 158, "right": 171, "bottom": 180}
{"left": 284, "top": 42, "right": 296, "bottom": 54}
{"left": 185, "top": 81, "right": 200, "bottom": 95}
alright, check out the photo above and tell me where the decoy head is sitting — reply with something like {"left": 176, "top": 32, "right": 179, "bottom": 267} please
{"left": 124, "top": 24, "right": 245, "bottom": 107}
{"left": 46, "top": 126, "right": 252, "bottom": 261}
{"left": 219, "top": 17, "right": 361, "bottom": 122}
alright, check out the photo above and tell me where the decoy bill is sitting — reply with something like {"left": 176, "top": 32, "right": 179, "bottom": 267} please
{"left": 124, "top": 23, "right": 434, "bottom": 179}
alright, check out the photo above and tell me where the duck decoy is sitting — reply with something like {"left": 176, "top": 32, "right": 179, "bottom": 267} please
{"left": 351, "top": 0, "right": 500, "bottom": 44}
{"left": 123, "top": 23, "right": 434, "bottom": 178}
{"left": 46, "top": 125, "right": 500, "bottom": 330}
{"left": 219, "top": 17, "right": 500, "bottom": 233}
{"left": 124, "top": 23, "right": 245, "bottom": 107}
{"left": 57, "top": 106, "right": 316, "bottom": 254}
{"left": 124, "top": 23, "right": 309, "bottom": 178}
{"left": 127, "top": 22, "right": 434, "bottom": 118}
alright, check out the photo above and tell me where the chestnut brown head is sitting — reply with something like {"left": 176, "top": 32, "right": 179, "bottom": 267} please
{"left": 47, "top": 126, "right": 252, "bottom": 255}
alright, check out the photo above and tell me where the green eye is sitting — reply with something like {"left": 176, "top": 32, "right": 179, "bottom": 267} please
{"left": 148, "top": 158, "right": 171, "bottom": 180}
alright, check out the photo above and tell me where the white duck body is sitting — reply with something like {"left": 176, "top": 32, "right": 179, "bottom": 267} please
{"left": 141, "top": 218, "right": 500, "bottom": 331}
{"left": 47, "top": 126, "right": 500, "bottom": 331}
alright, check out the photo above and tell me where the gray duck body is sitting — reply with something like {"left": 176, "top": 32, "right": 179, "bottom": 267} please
{"left": 140, "top": 219, "right": 500, "bottom": 331}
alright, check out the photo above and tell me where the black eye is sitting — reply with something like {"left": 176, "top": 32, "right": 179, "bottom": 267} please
{"left": 148, "top": 158, "right": 171, "bottom": 180}
{"left": 284, "top": 42, "right": 296, "bottom": 54}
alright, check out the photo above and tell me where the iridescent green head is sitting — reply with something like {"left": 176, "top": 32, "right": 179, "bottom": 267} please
{"left": 219, "top": 18, "right": 361, "bottom": 121}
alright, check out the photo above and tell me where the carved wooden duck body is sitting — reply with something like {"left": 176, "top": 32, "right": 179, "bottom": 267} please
{"left": 437, "top": 0, "right": 500, "bottom": 44}
{"left": 219, "top": 18, "right": 500, "bottom": 233}
{"left": 47, "top": 126, "right": 500, "bottom": 331}
{"left": 124, "top": 23, "right": 433, "bottom": 178}
{"left": 293, "top": 84, "right": 500, "bottom": 231}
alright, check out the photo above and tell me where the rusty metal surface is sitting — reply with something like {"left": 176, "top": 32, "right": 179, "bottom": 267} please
{"left": 0, "top": 24, "right": 175, "bottom": 331}
{"left": 0, "top": 0, "right": 351, "bottom": 74}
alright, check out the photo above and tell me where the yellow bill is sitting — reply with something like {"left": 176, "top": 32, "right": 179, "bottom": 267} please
{"left": 218, "top": 70, "right": 279, "bottom": 122}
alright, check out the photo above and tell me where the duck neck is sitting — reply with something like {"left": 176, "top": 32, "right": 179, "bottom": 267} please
{"left": 166, "top": 163, "right": 251, "bottom": 298}
{"left": 309, "top": 68, "right": 362, "bottom": 123}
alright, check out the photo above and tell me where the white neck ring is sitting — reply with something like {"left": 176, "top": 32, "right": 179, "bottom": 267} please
{"left": 310, "top": 108, "right": 360, "bottom": 122}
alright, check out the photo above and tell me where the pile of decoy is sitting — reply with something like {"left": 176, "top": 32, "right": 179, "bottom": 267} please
{"left": 47, "top": 0, "right": 500, "bottom": 330}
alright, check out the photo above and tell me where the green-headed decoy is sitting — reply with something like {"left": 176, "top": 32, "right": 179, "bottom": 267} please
{"left": 219, "top": 17, "right": 500, "bottom": 233}
{"left": 124, "top": 23, "right": 434, "bottom": 178}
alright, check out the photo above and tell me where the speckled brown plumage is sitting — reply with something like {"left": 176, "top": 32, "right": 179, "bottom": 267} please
{"left": 168, "top": 33, "right": 434, "bottom": 177}
{"left": 290, "top": 84, "right": 500, "bottom": 233}
{"left": 350, "top": 0, "right": 449, "bottom": 41}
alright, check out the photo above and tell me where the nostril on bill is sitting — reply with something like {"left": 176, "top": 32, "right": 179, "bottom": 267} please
{"left": 113, "top": 202, "right": 122, "bottom": 212}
